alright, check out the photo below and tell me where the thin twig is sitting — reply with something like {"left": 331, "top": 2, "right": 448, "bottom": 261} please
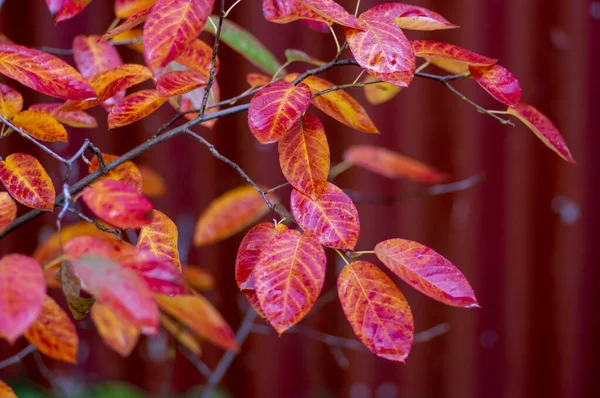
{"left": 178, "top": 346, "right": 213, "bottom": 379}
{"left": 0, "top": 345, "right": 36, "bottom": 369}
{"left": 199, "top": 1, "right": 225, "bottom": 120}
{"left": 442, "top": 82, "right": 514, "bottom": 125}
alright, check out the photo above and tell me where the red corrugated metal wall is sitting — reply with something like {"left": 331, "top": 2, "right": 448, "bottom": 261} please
{"left": 1, "top": 1, "right": 598, "bottom": 397}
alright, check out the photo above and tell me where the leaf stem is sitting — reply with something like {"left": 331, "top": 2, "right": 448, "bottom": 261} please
{"left": 329, "top": 25, "right": 341, "bottom": 54}
{"left": 334, "top": 249, "right": 350, "bottom": 265}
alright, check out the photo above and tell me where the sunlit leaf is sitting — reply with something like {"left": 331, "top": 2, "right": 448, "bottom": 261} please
{"left": 0, "top": 83, "right": 23, "bottom": 118}
{"left": 101, "top": 8, "right": 153, "bottom": 42}
{"left": 278, "top": 114, "right": 330, "bottom": 200}
{"left": 194, "top": 185, "right": 276, "bottom": 246}
{"left": 412, "top": 40, "right": 496, "bottom": 74}
{"left": 29, "top": 103, "right": 97, "bottom": 128}
{"left": 81, "top": 179, "right": 153, "bottom": 229}
{"left": 0, "top": 153, "right": 56, "bottom": 211}
{"left": 156, "top": 70, "right": 208, "bottom": 98}
{"left": 344, "top": 145, "right": 449, "bottom": 183}
{"left": 115, "top": 0, "right": 157, "bottom": 18}
{"left": 363, "top": 75, "right": 402, "bottom": 105}
{"left": 11, "top": 110, "right": 68, "bottom": 143}
{"left": 285, "top": 49, "right": 326, "bottom": 66}
{"left": 137, "top": 210, "right": 182, "bottom": 272}
{"left": 0, "top": 254, "right": 46, "bottom": 343}
{"left": 111, "top": 29, "right": 145, "bottom": 53}
{"left": 255, "top": 229, "right": 326, "bottom": 333}
{"left": 248, "top": 80, "right": 312, "bottom": 144}
{"left": 298, "top": 0, "right": 361, "bottom": 28}
{"left": 338, "top": 261, "right": 414, "bottom": 362}
{"left": 108, "top": 89, "right": 168, "bottom": 128}
{"left": 370, "top": 3, "right": 458, "bottom": 31}
{"left": 88, "top": 153, "right": 144, "bottom": 193}
{"left": 73, "top": 35, "right": 123, "bottom": 80}
{"left": 469, "top": 64, "right": 522, "bottom": 107}
{"left": 375, "top": 239, "right": 478, "bottom": 307}
{"left": 246, "top": 73, "right": 271, "bottom": 88}
{"left": 183, "top": 266, "right": 215, "bottom": 291}
{"left": 91, "top": 302, "right": 140, "bottom": 357}
{"left": 72, "top": 255, "right": 159, "bottom": 334}
{"left": 0, "top": 381, "right": 17, "bottom": 398}
{"left": 290, "top": 182, "right": 359, "bottom": 250}
{"left": 507, "top": 103, "right": 575, "bottom": 163}
{"left": 175, "top": 39, "right": 217, "bottom": 78}
{"left": 156, "top": 294, "right": 238, "bottom": 350}
{"left": 345, "top": 7, "right": 415, "bottom": 87}
{"left": 159, "top": 313, "right": 202, "bottom": 355}
{"left": 24, "top": 295, "right": 78, "bottom": 363}
{"left": 143, "top": 0, "right": 215, "bottom": 73}
{"left": 0, "top": 192, "right": 16, "bottom": 234}
{"left": 138, "top": 164, "right": 167, "bottom": 198}
{"left": 46, "top": 0, "right": 93, "bottom": 23}
{"left": 0, "top": 44, "right": 96, "bottom": 100}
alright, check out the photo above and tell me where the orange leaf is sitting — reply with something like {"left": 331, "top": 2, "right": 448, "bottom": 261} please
{"left": 48, "top": 0, "right": 93, "bottom": 22}
{"left": 248, "top": 80, "right": 312, "bottom": 144}
{"left": 0, "top": 254, "right": 46, "bottom": 343}
{"left": 72, "top": 255, "right": 159, "bottom": 334}
{"left": 81, "top": 179, "right": 153, "bottom": 229}
{"left": 0, "top": 381, "right": 16, "bottom": 398}
{"left": 169, "top": 79, "right": 220, "bottom": 128}
{"left": 290, "top": 182, "right": 359, "bottom": 250}
{"left": 137, "top": 210, "right": 182, "bottom": 272}
{"left": 370, "top": 3, "right": 458, "bottom": 31}
{"left": 507, "top": 103, "right": 575, "bottom": 163}
{"left": 0, "top": 192, "right": 16, "bottom": 234}
{"left": 108, "top": 89, "right": 168, "bottom": 128}
{"left": 263, "top": 0, "right": 331, "bottom": 25}
{"left": 183, "top": 266, "right": 215, "bottom": 291}
{"left": 412, "top": 40, "right": 497, "bottom": 74}
{"left": 24, "top": 295, "right": 78, "bottom": 363}
{"left": 156, "top": 70, "right": 208, "bottom": 98}
{"left": 375, "top": 239, "right": 478, "bottom": 307}
{"left": 101, "top": 7, "right": 153, "bottom": 42}
{"left": 363, "top": 75, "right": 402, "bottom": 105}
{"left": 0, "top": 83, "right": 23, "bottom": 118}
{"left": 0, "top": 153, "right": 56, "bottom": 211}
{"left": 29, "top": 103, "right": 97, "bottom": 128}
{"left": 344, "top": 145, "right": 449, "bottom": 183}
{"left": 175, "top": 39, "right": 218, "bottom": 78}
{"left": 156, "top": 294, "right": 238, "bottom": 351}
{"left": 194, "top": 185, "right": 276, "bottom": 246}
{"left": 345, "top": 8, "right": 415, "bottom": 87}
{"left": 285, "top": 73, "right": 378, "bottom": 133}
{"left": 298, "top": 0, "right": 361, "bottom": 28}
{"left": 91, "top": 302, "right": 140, "bottom": 357}
{"left": 111, "top": 30, "right": 145, "bottom": 53}
{"left": 337, "top": 260, "right": 414, "bottom": 362}
{"left": 246, "top": 73, "right": 271, "bottom": 88}
{"left": 160, "top": 313, "right": 202, "bottom": 355}
{"left": 255, "top": 229, "right": 326, "bottom": 333}
{"left": 73, "top": 35, "right": 123, "bottom": 80}
{"left": 469, "top": 64, "right": 522, "bottom": 107}
{"left": 115, "top": 0, "right": 157, "bottom": 18}
{"left": 278, "top": 114, "right": 330, "bottom": 200}
{"left": 11, "top": 110, "right": 68, "bottom": 143}
{"left": 88, "top": 153, "right": 143, "bottom": 193}
{"left": 143, "top": 0, "right": 215, "bottom": 73}
{"left": 0, "top": 44, "right": 96, "bottom": 100}
{"left": 138, "top": 164, "right": 167, "bottom": 198}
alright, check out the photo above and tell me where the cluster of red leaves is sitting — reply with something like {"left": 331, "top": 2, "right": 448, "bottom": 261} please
{"left": 0, "top": 0, "right": 577, "bottom": 382}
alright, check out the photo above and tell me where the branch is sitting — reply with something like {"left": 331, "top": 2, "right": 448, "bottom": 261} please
{"left": 178, "top": 346, "right": 212, "bottom": 379}
{"left": 0, "top": 345, "right": 36, "bottom": 369}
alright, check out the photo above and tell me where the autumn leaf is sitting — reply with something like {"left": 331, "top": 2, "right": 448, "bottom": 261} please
{"left": 0, "top": 254, "right": 46, "bottom": 343}
{"left": 412, "top": 40, "right": 497, "bottom": 74}
{"left": 156, "top": 70, "right": 208, "bottom": 98}
{"left": 11, "top": 110, "right": 68, "bottom": 143}
{"left": 88, "top": 153, "right": 144, "bottom": 193}
{"left": 278, "top": 114, "right": 330, "bottom": 200}
{"left": 300, "top": 19, "right": 330, "bottom": 33}
{"left": 29, "top": 103, "right": 97, "bottom": 128}
{"left": 0, "top": 153, "right": 56, "bottom": 211}
{"left": 285, "top": 74, "right": 378, "bottom": 133}
{"left": 0, "top": 44, "right": 96, "bottom": 100}
{"left": 263, "top": 0, "right": 329, "bottom": 25}
{"left": 363, "top": 75, "right": 402, "bottom": 105}
{"left": 160, "top": 313, "right": 202, "bottom": 355}
{"left": 115, "top": 0, "right": 157, "bottom": 18}
{"left": 469, "top": 64, "right": 522, "bottom": 107}
{"left": 156, "top": 294, "right": 238, "bottom": 350}
{"left": 507, "top": 103, "right": 575, "bottom": 163}
{"left": 345, "top": 7, "right": 416, "bottom": 87}
{"left": 0, "top": 381, "right": 16, "bottom": 398}
{"left": 344, "top": 145, "right": 449, "bottom": 183}
{"left": 369, "top": 3, "right": 458, "bottom": 31}
{"left": 254, "top": 229, "right": 326, "bottom": 333}
{"left": 168, "top": 78, "right": 220, "bottom": 128}
{"left": 297, "top": 0, "right": 361, "bottom": 28}
{"left": 72, "top": 255, "right": 159, "bottom": 334}
{"left": 24, "top": 295, "right": 78, "bottom": 363}
{"left": 137, "top": 210, "right": 182, "bottom": 272}
{"left": 375, "top": 239, "right": 478, "bottom": 307}
{"left": 194, "top": 185, "right": 276, "bottom": 246}
{"left": 91, "top": 302, "right": 140, "bottom": 357}
{"left": 138, "top": 164, "right": 167, "bottom": 198}
{"left": 108, "top": 89, "right": 168, "bottom": 128}
{"left": 248, "top": 80, "right": 312, "bottom": 144}
{"left": 81, "top": 179, "right": 153, "bottom": 229}
{"left": 47, "top": 0, "right": 93, "bottom": 22}
{"left": 101, "top": 7, "right": 153, "bottom": 42}
{"left": 143, "top": 0, "right": 215, "bottom": 73}
{"left": 290, "top": 182, "right": 360, "bottom": 250}
{"left": 59, "top": 261, "right": 96, "bottom": 320}
{"left": 175, "top": 39, "right": 218, "bottom": 77}
{"left": 0, "top": 83, "right": 23, "bottom": 118}
{"left": 0, "top": 192, "right": 17, "bottom": 234}
{"left": 183, "top": 266, "right": 215, "bottom": 291}
{"left": 246, "top": 73, "right": 271, "bottom": 88}
{"left": 73, "top": 35, "right": 123, "bottom": 80}
{"left": 338, "top": 260, "right": 414, "bottom": 362}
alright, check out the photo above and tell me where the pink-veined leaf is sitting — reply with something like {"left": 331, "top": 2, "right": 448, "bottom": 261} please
{"left": 338, "top": 260, "right": 414, "bottom": 362}
{"left": 108, "top": 89, "right": 168, "bottom": 128}
{"left": 0, "top": 192, "right": 17, "bottom": 234}
{"left": 412, "top": 40, "right": 497, "bottom": 74}
{"left": 263, "top": 0, "right": 331, "bottom": 25}
{"left": 101, "top": 7, "right": 153, "bottom": 42}
{"left": 298, "top": 0, "right": 361, "bottom": 28}
{"left": 88, "top": 153, "right": 143, "bottom": 193}
{"left": 290, "top": 182, "right": 360, "bottom": 250}
{"left": 369, "top": 3, "right": 458, "bottom": 31}
{"left": 46, "top": 0, "right": 93, "bottom": 23}
{"left": 0, "top": 153, "right": 56, "bottom": 211}
{"left": 0, "top": 83, "right": 23, "bottom": 118}
{"left": 375, "top": 239, "right": 478, "bottom": 307}
{"left": 73, "top": 35, "right": 123, "bottom": 80}
{"left": 11, "top": 110, "right": 68, "bottom": 143}
{"left": 156, "top": 70, "right": 208, "bottom": 98}
{"left": 29, "top": 103, "right": 97, "bottom": 128}
{"left": 469, "top": 64, "right": 522, "bottom": 107}
{"left": 91, "top": 302, "right": 140, "bottom": 357}
{"left": 137, "top": 210, "right": 182, "bottom": 272}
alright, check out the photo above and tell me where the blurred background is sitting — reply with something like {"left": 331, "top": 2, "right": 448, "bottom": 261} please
{"left": 1, "top": 0, "right": 598, "bottom": 397}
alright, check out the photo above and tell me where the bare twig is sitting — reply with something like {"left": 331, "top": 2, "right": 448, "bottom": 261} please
{"left": 178, "top": 346, "right": 212, "bottom": 380}
{"left": 199, "top": 1, "right": 225, "bottom": 120}
{"left": 442, "top": 82, "right": 514, "bottom": 125}
{"left": 0, "top": 345, "right": 36, "bottom": 369}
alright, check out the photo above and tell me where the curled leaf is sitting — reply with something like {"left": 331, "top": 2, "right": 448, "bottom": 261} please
{"left": 370, "top": 3, "right": 458, "bottom": 31}
{"left": 0, "top": 192, "right": 17, "bottom": 234}
{"left": 412, "top": 40, "right": 496, "bottom": 74}
{"left": 469, "top": 64, "right": 522, "bottom": 107}
{"left": 137, "top": 210, "right": 182, "bottom": 272}
{"left": 11, "top": 110, "right": 68, "bottom": 143}
{"left": 0, "top": 83, "right": 23, "bottom": 118}
{"left": 0, "top": 153, "right": 56, "bottom": 211}
{"left": 101, "top": 8, "right": 152, "bottom": 42}
{"left": 263, "top": 0, "right": 331, "bottom": 25}
{"left": 91, "top": 302, "right": 140, "bottom": 357}
{"left": 108, "top": 89, "right": 168, "bottom": 128}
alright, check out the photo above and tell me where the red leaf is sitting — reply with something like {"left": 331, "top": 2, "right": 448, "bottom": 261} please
{"left": 298, "top": 0, "right": 361, "bottom": 28}
{"left": 300, "top": 19, "right": 330, "bottom": 33}
{"left": 254, "top": 229, "right": 326, "bottom": 333}
{"left": 412, "top": 40, "right": 496, "bottom": 74}
{"left": 81, "top": 179, "right": 153, "bottom": 229}
{"left": 108, "top": 89, "right": 168, "bottom": 128}
{"left": 0, "top": 192, "right": 17, "bottom": 234}
{"left": 47, "top": 0, "right": 93, "bottom": 23}
{"left": 290, "top": 182, "right": 360, "bottom": 250}
{"left": 344, "top": 145, "right": 448, "bottom": 183}
{"left": 0, "top": 83, "right": 23, "bottom": 118}
{"left": 0, "top": 44, "right": 96, "bottom": 100}
{"left": 73, "top": 35, "right": 123, "bottom": 80}
{"left": 469, "top": 64, "right": 522, "bottom": 107}
{"left": 72, "top": 255, "right": 159, "bottom": 334}
{"left": 29, "top": 103, "right": 97, "bottom": 128}
{"left": 369, "top": 3, "right": 458, "bottom": 31}
{"left": 0, "top": 153, "right": 56, "bottom": 211}
{"left": 11, "top": 110, "right": 68, "bottom": 143}
{"left": 337, "top": 260, "right": 414, "bottom": 362}
{"left": 101, "top": 7, "right": 153, "bottom": 42}
{"left": 345, "top": 8, "right": 416, "bottom": 87}
{"left": 375, "top": 239, "right": 478, "bottom": 307}
{"left": 88, "top": 153, "right": 144, "bottom": 193}
{"left": 156, "top": 70, "right": 208, "bottom": 98}
{"left": 175, "top": 39, "right": 218, "bottom": 77}
{"left": 0, "top": 254, "right": 46, "bottom": 343}
{"left": 248, "top": 80, "right": 312, "bottom": 144}
{"left": 263, "top": 0, "right": 330, "bottom": 25}
{"left": 278, "top": 114, "right": 330, "bottom": 199}
{"left": 91, "top": 302, "right": 140, "bottom": 357}
{"left": 137, "top": 210, "right": 182, "bottom": 272}
{"left": 507, "top": 103, "right": 575, "bottom": 163}
{"left": 143, "top": 0, "right": 215, "bottom": 73}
